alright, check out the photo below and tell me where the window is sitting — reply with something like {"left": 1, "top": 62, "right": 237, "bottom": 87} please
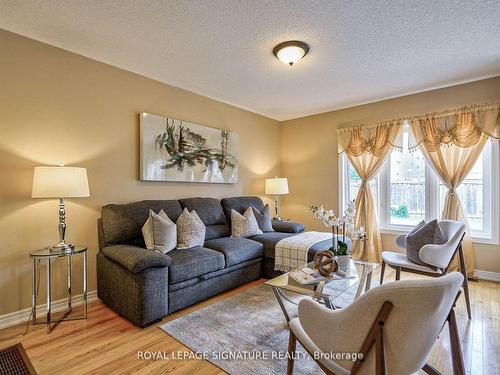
{"left": 387, "top": 131, "right": 426, "bottom": 226}
{"left": 340, "top": 124, "right": 499, "bottom": 243}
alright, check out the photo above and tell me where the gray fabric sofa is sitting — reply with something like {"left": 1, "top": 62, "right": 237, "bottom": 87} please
{"left": 96, "top": 196, "right": 334, "bottom": 327}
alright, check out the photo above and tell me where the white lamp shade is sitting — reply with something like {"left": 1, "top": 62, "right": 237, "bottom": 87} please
{"left": 32, "top": 166, "right": 90, "bottom": 198}
{"left": 265, "top": 177, "right": 289, "bottom": 195}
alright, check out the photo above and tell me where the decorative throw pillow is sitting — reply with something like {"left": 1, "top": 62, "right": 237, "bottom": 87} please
{"left": 176, "top": 208, "right": 206, "bottom": 249}
{"left": 251, "top": 204, "right": 274, "bottom": 232}
{"left": 231, "top": 207, "right": 263, "bottom": 238}
{"left": 408, "top": 220, "right": 425, "bottom": 236}
{"left": 142, "top": 209, "right": 177, "bottom": 254}
{"left": 405, "top": 219, "right": 446, "bottom": 266}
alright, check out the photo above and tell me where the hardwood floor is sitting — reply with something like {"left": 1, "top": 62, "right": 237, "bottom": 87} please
{"left": 0, "top": 273, "right": 498, "bottom": 375}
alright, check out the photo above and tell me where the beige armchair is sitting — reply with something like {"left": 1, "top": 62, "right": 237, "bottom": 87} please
{"left": 380, "top": 220, "right": 471, "bottom": 319}
{"left": 287, "top": 272, "right": 465, "bottom": 375}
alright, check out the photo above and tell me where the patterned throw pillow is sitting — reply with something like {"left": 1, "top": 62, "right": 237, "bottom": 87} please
{"left": 251, "top": 204, "right": 274, "bottom": 232}
{"left": 231, "top": 207, "right": 264, "bottom": 238}
{"left": 176, "top": 208, "right": 206, "bottom": 249}
{"left": 405, "top": 219, "right": 446, "bottom": 266}
{"left": 142, "top": 209, "right": 177, "bottom": 254}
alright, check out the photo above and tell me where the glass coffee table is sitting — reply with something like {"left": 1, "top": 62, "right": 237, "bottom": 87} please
{"left": 266, "top": 259, "right": 379, "bottom": 322}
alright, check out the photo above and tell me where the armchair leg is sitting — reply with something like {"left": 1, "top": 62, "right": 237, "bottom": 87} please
{"left": 395, "top": 267, "right": 401, "bottom": 281}
{"left": 458, "top": 245, "right": 472, "bottom": 319}
{"left": 448, "top": 308, "right": 465, "bottom": 375}
{"left": 380, "top": 261, "right": 386, "bottom": 285}
{"left": 287, "top": 331, "right": 297, "bottom": 375}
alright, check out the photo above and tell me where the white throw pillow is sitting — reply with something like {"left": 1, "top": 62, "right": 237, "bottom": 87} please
{"left": 231, "top": 207, "right": 263, "bottom": 238}
{"left": 142, "top": 209, "right": 177, "bottom": 254}
{"left": 176, "top": 208, "right": 206, "bottom": 249}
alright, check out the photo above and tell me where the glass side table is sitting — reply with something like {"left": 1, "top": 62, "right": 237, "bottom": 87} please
{"left": 30, "top": 246, "right": 88, "bottom": 333}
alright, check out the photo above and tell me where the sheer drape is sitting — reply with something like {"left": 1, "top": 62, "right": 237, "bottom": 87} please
{"left": 337, "top": 103, "right": 499, "bottom": 268}
{"left": 409, "top": 105, "right": 500, "bottom": 274}
{"left": 338, "top": 122, "right": 402, "bottom": 262}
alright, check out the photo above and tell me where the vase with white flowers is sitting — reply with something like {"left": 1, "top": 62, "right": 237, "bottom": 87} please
{"left": 310, "top": 201, "right": 366, "bottom": 272}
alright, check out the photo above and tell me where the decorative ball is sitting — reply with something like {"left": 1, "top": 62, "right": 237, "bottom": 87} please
{"left": 313, "top": 250, "right": 338, "bottom": 277}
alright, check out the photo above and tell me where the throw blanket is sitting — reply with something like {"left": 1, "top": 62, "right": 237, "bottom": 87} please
{"left": 274, "top": 231, "right": 332, "bottom": 272}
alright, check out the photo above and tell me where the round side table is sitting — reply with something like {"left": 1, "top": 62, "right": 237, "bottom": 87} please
{"left": 29, "top": 246, "right": 88, "bottom": 333}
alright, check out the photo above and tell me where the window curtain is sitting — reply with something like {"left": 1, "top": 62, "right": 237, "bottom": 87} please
{"left": 409, "top": 103, "right": 500, "bottom": 275}
{"left": 338, "top": 121, "right": 402, "bottom": 262}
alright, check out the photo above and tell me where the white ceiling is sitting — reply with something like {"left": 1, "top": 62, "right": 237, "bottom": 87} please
{"left": 1, "top": 0, "right": 499, "bottom": 121}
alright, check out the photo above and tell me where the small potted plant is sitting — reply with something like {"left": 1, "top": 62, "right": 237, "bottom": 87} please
{"left": 310, "top": 201, "right": 365, "bottom": 273}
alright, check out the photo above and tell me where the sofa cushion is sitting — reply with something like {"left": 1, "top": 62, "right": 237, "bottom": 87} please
{"left": 250, "top": 232, "right": 296, "bottom": 258}
{"left": 204, "top": 237, "right": 264, "bottom": 267}
{"left": 220, "top": 196, "right": 265, "bottom": 223}
{"left": 179, "top": 197, "right": 229, "bottom": 240}
{"left": 179, "top": 197, "right": 227, "bottom": 225}
{"left": 167, "top": 246, "right": 225, "bottom": 283}
{"left": 199, "top": 258, "right": 262, "bottom": 281}
{"left": 101, "top": 200, "right": 183, "bottom": 245}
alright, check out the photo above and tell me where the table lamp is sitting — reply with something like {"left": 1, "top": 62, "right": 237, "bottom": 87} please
{"left": 32, "top": 166, "right": 90, "bottom": 252}
{"left": 265, "top": 177, "right": 289, "bottom": 221}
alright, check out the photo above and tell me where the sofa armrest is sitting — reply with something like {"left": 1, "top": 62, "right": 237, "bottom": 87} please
{"left": 272, "top": 220, "right": 305, "bottom": 233}
{"left": 101, "top": 245, "right": 172, "bottom": 273}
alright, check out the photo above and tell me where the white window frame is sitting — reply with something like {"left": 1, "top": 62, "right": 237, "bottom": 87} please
{"left": 339, "top": 139, "right": 500, "bottom": 245}
{"left": 378, "top": 125, "right": 429, "bottom": 232}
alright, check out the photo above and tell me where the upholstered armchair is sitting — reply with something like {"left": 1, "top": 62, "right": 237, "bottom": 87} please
{"left": 287, "top": 273, "right": 465, "bottom": 375}
{"left": 380, "top": 220, "right": 471, "bottom": 319}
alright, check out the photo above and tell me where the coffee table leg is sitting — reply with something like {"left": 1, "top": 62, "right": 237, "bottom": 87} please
{"left": 272, "top": 287, "right": 291, "bottom": 323}
{"left": 355, "top": 271, "right": 366, "bottom": 300}
{"left": 324, "top": 297, "right": 334, "bottom": 310}
{"left": 365, "top": 272, "right": 372, "bottom": 292}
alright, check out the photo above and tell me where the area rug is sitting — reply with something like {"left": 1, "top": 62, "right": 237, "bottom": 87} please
{"left": 160, "top": 284, "right": 356, "bottom": 374}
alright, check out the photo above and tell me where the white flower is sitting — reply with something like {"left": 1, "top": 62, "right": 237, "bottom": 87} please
{"left": 310, "top": 201, "right": 365, "bottom": 241}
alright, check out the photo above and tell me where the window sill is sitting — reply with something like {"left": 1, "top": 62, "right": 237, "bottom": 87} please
{"left": 379, "top": 227, "right": 499, "bottom": 245}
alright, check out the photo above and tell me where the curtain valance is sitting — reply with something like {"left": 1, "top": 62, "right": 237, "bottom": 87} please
{"left": 337, "top": 102, "right": 499, "bottom": 155}
{"left": 337, "top": 120, "right": 403, "bottom": 156}
{"left": 408, "top": 103, "right": 500, "bottom": 152}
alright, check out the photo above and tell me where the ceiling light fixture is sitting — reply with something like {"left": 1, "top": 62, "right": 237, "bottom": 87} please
{"left": 273, "top": 40, "right": 310, "bottom": 66}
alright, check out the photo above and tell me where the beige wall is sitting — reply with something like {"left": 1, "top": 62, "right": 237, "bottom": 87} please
{"left": 0, "top": 30, "right": 281, "bottom": 316}
{"left": 281, "top": 77, "right": 500, "bottom": 273}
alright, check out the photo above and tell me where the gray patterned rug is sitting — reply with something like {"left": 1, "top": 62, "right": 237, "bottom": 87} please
{"left": 160, "top": 284, "right": 356, "bottom": 375}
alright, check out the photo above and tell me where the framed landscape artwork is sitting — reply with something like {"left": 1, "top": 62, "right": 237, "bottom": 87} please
{"left": 140, "top": 112, "right": 239, "bottom": 183}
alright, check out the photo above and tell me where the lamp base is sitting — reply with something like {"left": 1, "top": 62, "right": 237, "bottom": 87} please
{"left": 50, "top": 197, "right": 73, "bottom": 253}
{"left": 272, "top": 216, "right": 283, "bottom": 221}
{"left": 49, "top": 242, "right": 74, "bottom": 253}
